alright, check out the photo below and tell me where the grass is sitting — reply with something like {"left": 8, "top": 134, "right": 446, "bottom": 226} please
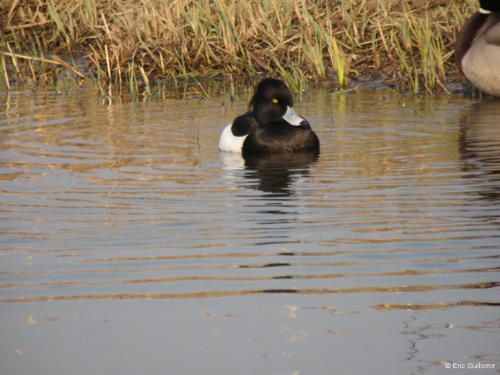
{"left": 0, "top": 0, "right": 476, "bottom": 95}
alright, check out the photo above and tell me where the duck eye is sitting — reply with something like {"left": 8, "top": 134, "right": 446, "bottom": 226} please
{"left": 272, "top": 98, "right": 279, "bottom": 104}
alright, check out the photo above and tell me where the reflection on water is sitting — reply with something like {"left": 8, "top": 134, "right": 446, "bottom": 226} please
{"left": 460, "top": 100, "right": 500, "bottom": 202}
{"left": 0, "top": 86, "right": 499, "bottom": 375}
{"left": 221, "top": 150, "right": 319, "bottom": 196}
{"left": 243, "top": 151, "right": 319, "bottom": 196}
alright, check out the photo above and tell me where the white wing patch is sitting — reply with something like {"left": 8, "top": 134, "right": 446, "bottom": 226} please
{"left": 218, "top": 123, "right": 248, "bottom": 153}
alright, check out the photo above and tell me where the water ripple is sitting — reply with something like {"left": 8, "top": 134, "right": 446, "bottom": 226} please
{"left": 1, "top": 90, "right": 499, "bottom": 312}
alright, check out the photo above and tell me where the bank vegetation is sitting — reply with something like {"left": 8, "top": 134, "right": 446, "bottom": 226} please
{"left": 0, "top": 0, "right": 475, "bottom": 95}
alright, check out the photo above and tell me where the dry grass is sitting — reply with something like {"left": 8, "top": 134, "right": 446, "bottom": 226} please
{"left": 0, "top": 0, "right": 475, "bottom": 95}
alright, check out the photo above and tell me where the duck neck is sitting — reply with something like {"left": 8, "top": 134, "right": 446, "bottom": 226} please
{"left": 455, "top": 12, "right": 488, "bottom": 74}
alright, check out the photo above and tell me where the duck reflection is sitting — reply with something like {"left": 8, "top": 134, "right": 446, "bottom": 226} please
{"left": 222, "top": 151, "right": 319, "bottom": 196}
{"left": 459, "top": 100, "right": 500, "bottom": 202}
{"left": 244, "top": 151, "right": 319, "bottom": 196}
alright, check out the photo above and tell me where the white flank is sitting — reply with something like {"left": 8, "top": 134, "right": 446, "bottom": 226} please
{"left": 218, "top": 123, "right": 248, "bottom": 153}
{"left": 283, "top": 106, "right": 305, "bottom": 126}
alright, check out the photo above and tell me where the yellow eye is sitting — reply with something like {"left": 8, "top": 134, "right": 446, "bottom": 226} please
{"left": 272, "top": 98, "right": 278, "bottom": 104}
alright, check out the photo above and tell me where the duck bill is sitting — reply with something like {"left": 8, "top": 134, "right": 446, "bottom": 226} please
{"left": 283, "top": 106, "right": 305, "bottom": 126}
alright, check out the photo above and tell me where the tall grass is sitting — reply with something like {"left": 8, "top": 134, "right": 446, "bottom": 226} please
{"left": 0, "top": 0, "right": 475, "bottom": 94}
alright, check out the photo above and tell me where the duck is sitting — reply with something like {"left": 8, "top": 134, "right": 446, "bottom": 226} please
{"left": 219, "top": 78, "right": 320, "bottom": 155}
{"left": 455, "top": 0, "right": 500, "bottom": 97}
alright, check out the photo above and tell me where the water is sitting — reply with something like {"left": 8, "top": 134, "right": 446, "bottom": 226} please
{"left": 1, "top": 86, "right": 499, "bottom": 375}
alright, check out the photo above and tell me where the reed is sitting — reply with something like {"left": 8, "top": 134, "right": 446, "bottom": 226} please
{"left": 0, "top": 0, "right": 475, "bottom": 94}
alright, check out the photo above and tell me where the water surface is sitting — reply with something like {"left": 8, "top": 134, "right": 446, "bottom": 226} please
{"left": 1, "top": 86, "right": 499, "bottom": 374}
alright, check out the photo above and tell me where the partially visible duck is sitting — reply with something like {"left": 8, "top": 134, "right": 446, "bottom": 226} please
{"left": 455, "top": 0, "right": 500, "bottom": 96}
{"left": 219, "top": 78, "right": 320, "bottom": 155}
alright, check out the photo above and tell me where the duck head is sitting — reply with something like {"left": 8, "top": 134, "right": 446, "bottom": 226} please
{"left": 249, "top": 78, "right": 309, "bottom": 127}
